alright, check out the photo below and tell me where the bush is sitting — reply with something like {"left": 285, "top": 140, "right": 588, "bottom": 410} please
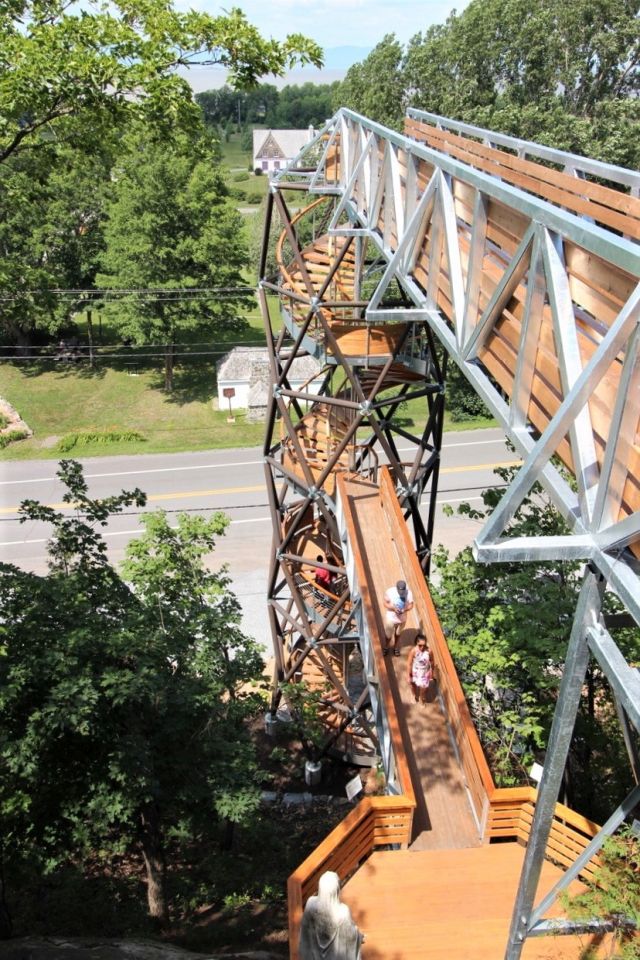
{"left": 232, "top": 171, "right": 249, "bottom": 183}
{"left": 228, "top": 187, "right": 247, "bottom": 202}
{"left": 446, "top": 364, "right": 491, "bottom": 422}
{"left": 57, "top": 430, "right": 146, "bottom": 452}
{"left": 0, "top": 428, "right": 29, "bottom": 448}
{"left": 253, "top": 167, "right": 263, "bottom": 176}
{"left": 244, "top": 191, "right": 263, "bottom": 205}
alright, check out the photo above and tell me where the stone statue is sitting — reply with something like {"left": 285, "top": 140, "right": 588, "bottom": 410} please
{"left": 299, "top": 870, "right": 365, "bottom": 960}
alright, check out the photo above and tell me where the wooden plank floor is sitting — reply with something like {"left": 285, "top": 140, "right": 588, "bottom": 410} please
{"left": 343, "top": 478, "right": 480, "bottom": 849}
{"left": 343, "top": 843, "right": 607, "bottom": 960}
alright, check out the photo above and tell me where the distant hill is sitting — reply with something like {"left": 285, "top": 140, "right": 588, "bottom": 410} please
{"left": 181, "top": 46, "right": 371, "bottom": 93}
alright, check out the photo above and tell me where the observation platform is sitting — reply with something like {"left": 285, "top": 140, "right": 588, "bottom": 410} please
{"left": 343, "top": 844, "right": 593, "bottom": 960}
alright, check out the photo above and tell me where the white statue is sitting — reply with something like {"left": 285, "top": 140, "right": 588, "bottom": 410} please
{"left": 299, "top": 870, "right": 365, "bottom": 960}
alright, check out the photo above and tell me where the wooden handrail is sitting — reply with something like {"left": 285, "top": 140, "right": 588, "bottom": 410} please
{"left": 287, "top": 472, "right": 603, "bottom": 958}
{"left": 275, "top": 196, "right": 328, "bottom": 292}
{"left": 284, "top": 474, "right": 417, "bottom": 959}
{"left": 484, "top": 785, "right": 602, "bottom": 881}
{"left": 287, "top": 796, "right": 415, "bottom": 959}
{"left": 404, "top": 118, "right": 640, "bottom": 239}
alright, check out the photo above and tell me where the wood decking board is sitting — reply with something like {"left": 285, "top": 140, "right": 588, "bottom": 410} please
{"left": 342, "top": 478, "right": 481, "bottom": 851}
{"left": 342, "top": 844, "right": 608, "bottom": 960}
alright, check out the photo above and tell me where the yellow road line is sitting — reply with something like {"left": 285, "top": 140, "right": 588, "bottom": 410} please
{"left": 0, "top": 484, "right": 266, "bottom": 515}
{"left": 0, "top": 462, "right": 522, "bottom": 515}
{"left": 440, "top": 458, "right": 521, "bottom": 475}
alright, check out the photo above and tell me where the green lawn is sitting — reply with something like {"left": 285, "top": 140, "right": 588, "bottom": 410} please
{"left": 0, "top": 305, "right": 277, "bottom": 460}
{"left": 0, "top": 362, "right": 267, "bottom": 460}
{"left": 219, "top": 133, "right": 266, "bottom": 209}
{"left": 1, "top": 343, "right": 494, "bottom": 462}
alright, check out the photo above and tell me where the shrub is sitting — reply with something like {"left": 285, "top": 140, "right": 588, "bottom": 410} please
{"left": 0, "top": 412, "right": 10, "bottom": 430}
{"left": 57, "top": 430, "right": 146, "bottom": 453}
{"left": 253, "top": 167, "right": 263, "bottom": 176}
{"left": 228, "top": 187, "right": 247, "bottom": 202}
{"left": 232, "top": 171, "right": 249, "bottom": 183}
{"left": 0, "top": 429, "right": 28, "bottom": 448}
{"left": 446, "top": 363, "right": 491, "bottom": 422}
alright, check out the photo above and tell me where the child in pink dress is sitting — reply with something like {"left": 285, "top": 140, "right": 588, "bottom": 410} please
{"left": 407, "top": 633, "right": 432, "bottom": 705}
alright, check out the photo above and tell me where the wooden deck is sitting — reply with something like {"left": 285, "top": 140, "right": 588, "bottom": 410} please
{"left": 341, "top": 475, "right": 481, "bottom": 850}
{"left": 342, "top": 843, "right": 607, "bottom": 960}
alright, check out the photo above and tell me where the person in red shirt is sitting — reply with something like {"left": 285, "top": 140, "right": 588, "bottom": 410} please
{"left": 314, "top": 554, "right": 333, "bottom": 589}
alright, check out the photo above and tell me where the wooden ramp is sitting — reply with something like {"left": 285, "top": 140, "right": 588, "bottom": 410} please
{"left": 342, "top": 843, "right": 606, "bottom": 960}
{"left": 341, "top": 475, "right": 481, "bottom": 850}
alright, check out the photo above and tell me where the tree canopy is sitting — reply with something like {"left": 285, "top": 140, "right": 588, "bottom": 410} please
{"left": 196, "top": 81, "right": 339, "bottom": 130}
{"left": 0, "top": 1, "right": 323, "bottom": 165}
{"left": 0, "top": 0, "right": 322, "bottom": 347}
{"left": 335, "top": 0, "right": 640, "bottom": 167}
{"left": 97, "top": 129, "right": 252, "bottom": 389}
{"left": 0, "top": 461, "right": 265, "bottom": 926}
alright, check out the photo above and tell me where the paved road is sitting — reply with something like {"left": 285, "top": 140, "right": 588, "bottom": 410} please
{"left": 0, "top": 427, "right": 516, "bottom": 650}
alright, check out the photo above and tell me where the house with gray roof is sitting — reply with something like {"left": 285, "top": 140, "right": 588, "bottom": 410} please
{"left": 252, "top": 127, "right": 315, "bottom": 176}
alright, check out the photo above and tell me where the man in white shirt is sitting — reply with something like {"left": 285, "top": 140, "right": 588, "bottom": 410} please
{"left": 382, "top": 579, "right": 414, "bottom": 657}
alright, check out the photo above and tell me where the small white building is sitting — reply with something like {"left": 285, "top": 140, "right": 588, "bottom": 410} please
{"left": 217, "top": 347, "right": 322, "bottom": 420}
{"left": 252, "top": 127, "right": 315, "bottom": 175}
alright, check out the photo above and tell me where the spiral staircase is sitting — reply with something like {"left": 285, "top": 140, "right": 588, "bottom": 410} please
{"left": 258, "top": 186, "right": 447, "bottom": 763}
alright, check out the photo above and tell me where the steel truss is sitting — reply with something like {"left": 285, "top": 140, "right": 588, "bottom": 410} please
{"left": 261, "top": 108, "right": 640, "bottom": 957}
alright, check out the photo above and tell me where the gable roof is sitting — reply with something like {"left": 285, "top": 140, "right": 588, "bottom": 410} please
{"left": 253, "top": 128, "right": 314, "bottom": 162}
{"left": 217, "top": 346, "right": 320, "bottom": 384}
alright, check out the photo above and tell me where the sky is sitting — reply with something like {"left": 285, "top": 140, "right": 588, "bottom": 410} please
{"left": 178, "top": 0, "right": 472, "bottom": 91}
{"left": 214, "top": 0, "right": 468, "bottom": 49}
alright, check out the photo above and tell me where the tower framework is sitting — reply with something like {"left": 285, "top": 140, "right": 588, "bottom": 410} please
{"left": 259, "top": 108, "right": 640, "bottom": 958}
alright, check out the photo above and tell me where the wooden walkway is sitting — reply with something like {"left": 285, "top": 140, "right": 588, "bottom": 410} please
{"left": 342, "top": 843, "right": 603, "bottom": 960}
{"left": 342, "top": 476, "right": 481, "bottom": 850}
{"left": 335, "top": 476, "right": 608, "bottom": 959}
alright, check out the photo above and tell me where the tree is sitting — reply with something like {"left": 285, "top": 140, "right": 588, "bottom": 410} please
{"left": 334, "top": 1, "right": 640, "bottom": 169}
{"left": 432, "top": 466, "right": 638, "bottom": 818}
{"left": 0, "top": 1, "right": 322, "bottom": 166}
{"left": 0, "top": 460, "right": 265, "bottom": 926}
{"left": 196, "top": 84, "right": 280, "bottom": 129}
{"left": 335, "top": 35, "right": 406, "bottom": 130}
{"left": 0, "top": 141, "right": 113, "bottom": 345}
{"left": 404, "top": 0, "right": 640, "bottom": 116}
{"left": 98, "top": 129, "right": 253, "bottom": 390}
{"left": 271, "top": 82, "right": 339, "bottom": 128}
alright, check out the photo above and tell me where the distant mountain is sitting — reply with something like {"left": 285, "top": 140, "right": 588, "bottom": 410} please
{"left": 323, "top": 46, "right": 372, "bottom": 70}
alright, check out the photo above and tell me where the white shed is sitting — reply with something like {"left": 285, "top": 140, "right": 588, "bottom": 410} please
{"left": 217, "top": 347, "right": 322, "bottom": 419}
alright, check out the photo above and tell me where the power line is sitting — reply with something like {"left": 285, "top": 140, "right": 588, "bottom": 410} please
{"left": 1, "top": 346, "right": 266, "bottom": 362}
{"left": 0, "top": 286, "right": 256, "bottom": 304}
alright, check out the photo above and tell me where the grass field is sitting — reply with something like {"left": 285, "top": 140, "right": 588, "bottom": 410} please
{"left": 219, "top": 134, "right": 267, "bottom": 208}
{"left": 0, "top": 304, "right": 274, "bottom": 460}
{"left": 0, "top": 358, "right": 267, "bottom": 461}
{"left": 1, "top": 341, "right": 494, "bottom": 463}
